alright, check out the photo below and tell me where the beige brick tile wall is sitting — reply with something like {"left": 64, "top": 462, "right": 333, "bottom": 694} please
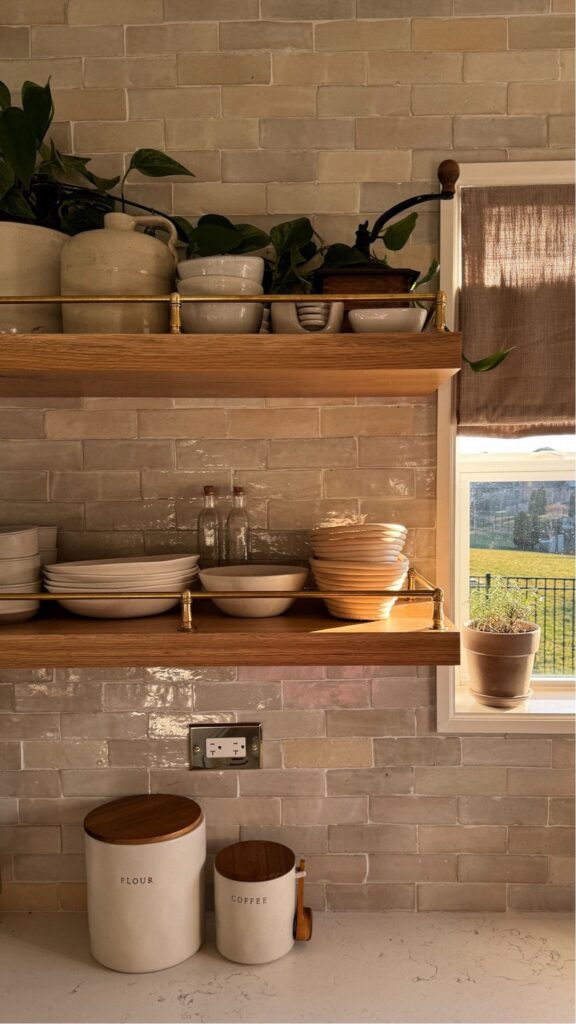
{"left": 0, "top": 5, "right": 573, "bottom": 913}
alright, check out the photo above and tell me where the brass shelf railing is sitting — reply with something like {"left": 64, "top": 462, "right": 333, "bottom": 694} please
{"left": 0, "top": 568, "right": 446, "bottom": 633}
{"left": 0, "top": 290, "right": 448, "bottom": 333}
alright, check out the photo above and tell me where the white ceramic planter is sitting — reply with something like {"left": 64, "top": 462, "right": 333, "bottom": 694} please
{"left": 61, "top": 213, "right": 177, "bottom": 334}
{"left": 0, "top": 223, "right": 67, "bottom": 333}
{"left": 84, "top": 794, "right": 206, "bottom": 974}
{"left": 214, "top": 841, "right": 298, "bottom": 965}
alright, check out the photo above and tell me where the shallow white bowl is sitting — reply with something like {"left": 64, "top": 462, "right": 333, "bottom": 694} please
{"left": 349, "top": 309, "right": 427, "bottom": 334}
{"left": 177, "top": 276, "right": 263, "bottom": 297}
{"left": 311, "top": 555, "right": 409, "bottom": 574}
{"left": 43, "top": 570, "right": 198, "bottom": 587}
{"left": 54, "top": 596, "right": 180, "bottom": 619}
{"left": 200, "top": 564, "right": 308, "bottom": 618}
{"left": 177, "top": 256, "right": 264, "bottom": 283}
{"left": 0, "top": 526, "right": 39, "bottom": 559}
{"left": 46, "top": 555, "right": 199, "bottom": 576}
{"left": 311, "top": 523, "right": 406, "bottom": 537}
{"left": 0, "top": 555, "right": 41, "bottom": 584}
{"left": 44, "top": 579, "right": 196, "bottom": 593}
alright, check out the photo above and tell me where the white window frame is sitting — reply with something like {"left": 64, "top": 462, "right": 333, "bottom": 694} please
{"left": 436, "top": 160, "right": 575, "bottom": 734}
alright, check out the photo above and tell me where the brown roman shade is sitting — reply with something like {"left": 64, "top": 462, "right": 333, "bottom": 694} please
{"left": 458, "top": 183, "right": 575, "bottom": 437}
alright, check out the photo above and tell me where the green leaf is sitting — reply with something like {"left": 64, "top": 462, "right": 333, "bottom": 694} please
{"left": 188, "top": 222, "right": 241, "bottom": 257}
{"left": 0, "top": 107, "right": 37, "bottom": 185}
{"left": 270, "top": 217, "right": 313, "bottom": 257}
{"left": 198, "top": 213, "right": 234, "bottom": 228}
{"left": 53, "top": 150, "right": 120, "bottom": 190}
{"left": 381, "top": 211, "right": 417, "bottom": 252}
{"left": 0, "top": 81, "right": 11, "bottom": 111}
{"left": 231, "top": 223, "right": 270, "bottom": 254}
{"left": 126, "top": 149, "right": 195, "bottom": 179}
{"left": 411, "top": 258, "right": 439, "bottom": 291}
{"left": 322, "top": 243, "right": 368, "bottom": 268}
{"left": 21, "top": 79, "right": 53, "bottom": 144}
{"left": 463, "top": 348, "right": 513, "bottom": 373}
{"left": 0, "top": 185, "right": 36, "bottom": 220}
{"left": 0, "top": 159, "right": 14, "bottom": 201}
{"left": 172, "top": 215, "right": 196, "bottom": 244}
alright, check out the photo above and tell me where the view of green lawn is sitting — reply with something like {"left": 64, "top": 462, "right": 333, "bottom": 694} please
{"left": 470, "top": 548, "right": 575, "bottom": 677}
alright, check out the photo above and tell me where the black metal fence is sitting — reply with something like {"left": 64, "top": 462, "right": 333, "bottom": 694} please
{"left": 469, "top": 574, "right": 575, "bottom": 677}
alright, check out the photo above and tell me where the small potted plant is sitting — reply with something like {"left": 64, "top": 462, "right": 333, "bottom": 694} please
{"left": 463, "top": 577, "right": 541, "bottom": 709}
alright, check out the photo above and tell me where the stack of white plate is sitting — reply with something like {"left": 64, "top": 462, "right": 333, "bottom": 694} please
{"left": 0, "top": 526, "right": 42, "bottom": 623}
{"left": 43, "top": 555, "right": 200, "bottom": 619}
{"left": 309, "top": 523, "right": 409, "bottom": 621}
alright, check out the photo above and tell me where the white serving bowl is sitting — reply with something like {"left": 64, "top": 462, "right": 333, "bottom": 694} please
{"left": 0, "top": 555, "right": 41, "bottom": 585}
{"left": 45, "top": 555, "right": 200, "bottom": 576}
{"left": 0, "top": 579, "right": 41, "bottom": 621}
{"left": 0, "top": 526, "right": 39, "bottom": 559}
{"left": 177, "top": 276, "right": 263, "bottom": 297}
{"left": 54, "top": 595, "right": 181, "bottom": 619}
{"left": 177, "top": 256, "right": 265, "bottom": 283}
{"left": 311, "top": 523, "right": 406, "bottom": 537}
{"left": 310, "top": 554, "right": 409, "bottom": 575}
{"left": 200, "top": 564, "right": 308, "bottom": 618}
{"left": 37, "top": 526, "right": 58, "bottom": 547}
{"left": 348, "top": 309, "right": 427, "bottom": 334}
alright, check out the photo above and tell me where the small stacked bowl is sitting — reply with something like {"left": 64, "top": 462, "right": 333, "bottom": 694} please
{"left": 309, "top": 523, "right": 409, "bottom": 621}
{"left": 0, "top": 525, "right": 42, "bottom": 622}
{"left": 177, "top": 256, "right": 265, "bottom": 334}
{"left": 43, "top": 555, "right": 199, "bottom": 619}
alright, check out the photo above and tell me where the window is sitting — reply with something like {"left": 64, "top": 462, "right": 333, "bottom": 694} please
{"left": 437, "top": 161, "right": 575, "bottom": 734}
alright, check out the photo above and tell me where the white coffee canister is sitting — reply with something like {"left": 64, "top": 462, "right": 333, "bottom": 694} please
{"left": 84, "top": 793, "right": 205, "bottom": 973}
{"left": 214, "top": 840, "right": 298, "bottom": 965}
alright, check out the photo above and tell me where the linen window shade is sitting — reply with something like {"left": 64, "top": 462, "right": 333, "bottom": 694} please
{"left": 458, "top": 184, "right": 575, "bottom": 437}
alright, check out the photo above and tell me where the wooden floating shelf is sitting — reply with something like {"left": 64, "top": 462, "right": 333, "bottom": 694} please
{"left": 0, "top": 331, "right": 461, "bottom": 398}
{"left": 0, "top": 600, "right": 459, "bottom": 668}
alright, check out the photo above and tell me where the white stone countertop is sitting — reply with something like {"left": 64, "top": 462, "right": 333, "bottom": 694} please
{"left": 0, "top": 911, "right": 573, "bottom": 1024}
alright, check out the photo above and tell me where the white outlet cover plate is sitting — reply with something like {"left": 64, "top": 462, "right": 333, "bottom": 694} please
{"left": 189, "top": 722, "right": 262, "bottom": 771}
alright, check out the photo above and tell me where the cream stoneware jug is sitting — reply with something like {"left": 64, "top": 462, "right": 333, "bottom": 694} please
{"left": 60, "top": 212, "right": 178, "bottom": 334}
{"left": 0, "top": 223, "right": 67, "bottom": 333}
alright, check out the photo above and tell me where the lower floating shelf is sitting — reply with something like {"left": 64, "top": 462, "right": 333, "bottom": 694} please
{"left": 0, "top": 600, "right": 459, "bottom": 667}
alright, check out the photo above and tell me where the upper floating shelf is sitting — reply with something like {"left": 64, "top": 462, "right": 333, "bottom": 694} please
{"left": 0, "top": 331, "right": 461, "bottom": 398}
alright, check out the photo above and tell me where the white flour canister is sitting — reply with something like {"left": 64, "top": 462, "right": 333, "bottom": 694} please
{"left": 214, "top": 840, "right": 300, "bottom": 964}
{"left": 84, "top": 793, "right": 205, "bottom": 973}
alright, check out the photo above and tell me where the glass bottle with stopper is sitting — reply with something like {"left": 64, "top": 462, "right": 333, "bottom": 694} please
{"left": 197, "top": 485, "right": 220, "bottom": 568}
{"left": 226, "top": 486, "right": 250, "bottom": 564}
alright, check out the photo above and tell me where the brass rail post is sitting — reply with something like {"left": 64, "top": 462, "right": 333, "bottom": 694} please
{"left": 169, "top": 292, "right": 182, "bottom": 334}
{"left": 179, "top": 590, "right": 196, "bottom": 632}
{"left": 432, "top": 587, "right": 447, "bottom": 631}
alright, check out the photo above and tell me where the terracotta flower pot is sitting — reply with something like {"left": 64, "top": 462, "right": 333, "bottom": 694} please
{"left": 463, "top": 622, "right": 541, "bottom": 709}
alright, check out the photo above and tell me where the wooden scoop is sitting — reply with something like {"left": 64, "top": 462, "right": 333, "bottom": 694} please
{"left": 294, "top": 857, "right": 313, "bottom": 941}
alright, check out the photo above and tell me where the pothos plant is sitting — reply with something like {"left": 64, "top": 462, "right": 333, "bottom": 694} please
{"left": 0, "top": 79, "right": 195, "bottom": 234}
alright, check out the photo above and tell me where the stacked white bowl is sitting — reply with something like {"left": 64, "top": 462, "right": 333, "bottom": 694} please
{"left": 0, "top": 525, "right": 42, "bottom": 622}
{"left": 177, "top": 256, "right": 265, "bottom": 334}
{"left": 42, "top": 555, "right": 200, "bottom": 619}
{"left": 309, "top": 523, "right": 409, "bottom": 621}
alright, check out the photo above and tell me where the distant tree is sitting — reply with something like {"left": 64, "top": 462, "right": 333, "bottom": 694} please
{"left": 568, "top": 489, "right": 575, "bottom": 520}
{"left": 513, "top": 512, "right": 541, "bottom": 551}
{"left": 528, "top": 486, "right": 548, "bottom": 516}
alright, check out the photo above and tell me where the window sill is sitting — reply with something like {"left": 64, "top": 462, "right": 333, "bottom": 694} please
{"left": 437, "top": 667, "right": 575, "bottom": 734}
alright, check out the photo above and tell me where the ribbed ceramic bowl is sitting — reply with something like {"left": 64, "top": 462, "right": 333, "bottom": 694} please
{"left": 0, "top": 526, "right": 39, "bottom": 559}
{"left": 0, "top": 555, "right": 42, "bottom": 585}
{"left": 311, "top": 554, "right": 408, "bottom": 621}
{"left": 177, "top": 256, "right": 264, "bottom": 283}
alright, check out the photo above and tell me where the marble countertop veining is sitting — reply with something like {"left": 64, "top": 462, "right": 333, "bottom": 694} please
{"left": 0, "top": 911, "right": 573, "bottom": 1024}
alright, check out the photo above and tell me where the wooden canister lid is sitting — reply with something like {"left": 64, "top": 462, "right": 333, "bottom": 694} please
{"left": 215, "top": 840, "right": 295, "bottom": 882}
{"left": 84, "top": 794, "right": 203, "bottom": 845}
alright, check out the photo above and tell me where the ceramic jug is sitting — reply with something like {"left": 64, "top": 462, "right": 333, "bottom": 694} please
{"left": 0, "top": 223, "right": 67, "bottom": 333}
{"left": 60, "top": 212, "right": 178, "bottom": 334}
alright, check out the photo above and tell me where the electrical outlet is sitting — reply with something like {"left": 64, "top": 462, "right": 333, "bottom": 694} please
{"left": 189, "top": 723, "right": 262, "bottom": 770}
{"left": 206, "top": 736, "right": 247, "bottom": 759}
